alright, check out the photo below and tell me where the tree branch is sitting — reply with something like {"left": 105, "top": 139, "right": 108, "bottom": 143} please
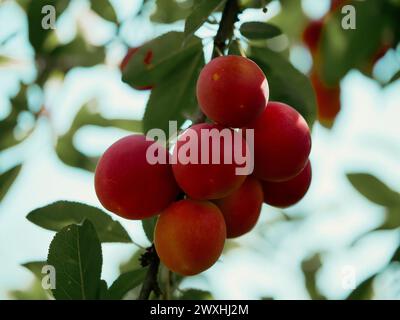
{"left": 138, "top": 245, "right": 160, "bottom": 300}
{"left": 137, "top": 0, "right": 241, "bottom": 300}
{"left": 212, "top": 0, "right": 240, "bottom": 58}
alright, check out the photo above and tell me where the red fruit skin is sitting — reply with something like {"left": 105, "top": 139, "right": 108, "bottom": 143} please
{"left": 302, "top": 20, "right": 324, "bottom": 54}
{"left": 262, "top": 160, "right": 312, "bottom": 208}
{"left": 172, "top": 123, "right": 249, "bottom": 200}
{"left": 120, "top": 47, "right": 153, "bottom": 90}
{"left": 310, "top": 72, "right": 341, "bottom": 128}
{"left": 214, "top": 176, "right": 263, "bottom": 238}
{"left": 196, "top": 55, "right": 269, "bottom": 128}
{"left": 94, "top": 135, "right": 180, "bottom": 220}
{"left": 248, "top": 101, "right": 311, "bottom": 182}
{"left": 154, "top": 199, "right": 226, "bottom": 276}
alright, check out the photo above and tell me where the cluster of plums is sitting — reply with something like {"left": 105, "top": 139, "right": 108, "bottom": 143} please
{"left": 95, "top": 55, "right": 312, "bottom": 276}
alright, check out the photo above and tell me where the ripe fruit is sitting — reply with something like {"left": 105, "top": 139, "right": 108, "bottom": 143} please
{"left": 311, "top": 71, "right": 341, "bottom": 128}
{"left": 262, "top": 160, "right": 312, "bottom": 208}
{"left": 214, "top": 176, "right": 263, "bottom": 238}
{"left": 95, "top": 135, "right": 180, "bottom": 220}
{"left": 154, "top": 199, "right": 226, "bottom": 276}
{"left": 196, "top": 55, "right": 269, "bottom": 128}
{"left": 172, "top": 123, "right": 249, "bottom": 200}
{"left": 248, "top": 101, "right": 311, "bottom": 182}
{"left": 120, "top": 47, "right": 153, "bottom": 90}
{"left": 302, "top": 20, "right": 323, "bottom": 54}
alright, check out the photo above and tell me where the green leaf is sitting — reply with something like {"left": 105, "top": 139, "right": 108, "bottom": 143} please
{"left": 47, "top": 220, "right": 103, "bottom": 300}
{"left": 50, "top": 36, "right": 106, "bottom": 71}
{"left": 27, "top": 201, "right": 132, "bottom": 243}
{"left": 27, "top": 0, "right": 70, "bottom": 53}
{"left": 98, "top": 279, "right": 110, "bottom": 299}
{"left": 108, "top": 268, "right": 147, "bottom": 300}
{"left": 0, "top": 165, "right": 22, "bottom": 202}
{"left": 143, "top": 47, "right": 205, "bottom": 134}
{"left": 178, "top": 289, "right": 213, "bottom": 300}
{"left": 142, "top": 216, "right": 157, "bottom": 243}
{"left": 249, "top": 46, "right": 317, "bottom": 126}
{"left": 320, "top": 0, "right": 386, "bottom": 85}
{"left": 151, "top": 0, "right": 194, "bottom": 24}
{"left": 268, "top": 0, "right": 307, "bottom": 43}
{"left": 0, "top": 86, "right": 31, "bottom": 151}
{"left": 346, "top": 275, "right": 375, "bottom": 300}
{"left": 56, "top": 103, "right": 141, "bottom": 172}
{"left": 184, "top": 0, "right": 226, "bottom": 41}
{"left": 22, "top": 261, "right": 47, "bottom": 280}
{"left": 347, "top": 173, "right": 400, "bottom": 207}
{"left": 122, "top": 31, "right": 203, "bottom": 89}
{"left": 380, "top": 207, "right": 400, "bottom": 230}
{"left": 240, "top": 22, "right": 282, "bottom": 40}
{"left": 301, "top": 254, "right": 326, "bottom": 300}
{"left": 91, "top": 0, "right": 117, "bottom": 22}
{"left": 388, "top": 70, "right": 400, "bottom": 84}
{"left": 8, "top": 279, "right": 49, "bottom": 300}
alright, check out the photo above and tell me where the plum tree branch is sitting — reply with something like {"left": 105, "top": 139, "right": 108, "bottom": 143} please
{"left": 137, "top": 0, "right": 241, "bottom": 300}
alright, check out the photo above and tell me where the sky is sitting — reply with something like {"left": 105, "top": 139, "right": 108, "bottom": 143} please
{"left": 0, "top": 0, "right": 400, "bottom": 299}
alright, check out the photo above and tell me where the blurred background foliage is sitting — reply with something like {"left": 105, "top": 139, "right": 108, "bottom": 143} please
{"left": 0, "top": 0, "right": 400, "bottom": 300}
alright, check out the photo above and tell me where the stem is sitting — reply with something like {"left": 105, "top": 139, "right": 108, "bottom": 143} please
{"left": 138, "top": 245, "right": 160, "bottom": 300}
{"left": 137, "top": 0, "right": 241, "bottom": 300}
{"left": 212, "top": 0, "right": 240, "bottom": 58}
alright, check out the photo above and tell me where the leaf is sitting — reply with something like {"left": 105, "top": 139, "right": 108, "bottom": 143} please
{"left": 301, "top": 254, "right": 326, "bottom": 300}
{"left": 184, "top": 0, "right": 226, "bottom": 41}
{"left": 320, "top": 0, "right": 386, "bottom": 85}
{"left": 151, "top": 0, "right": 194, "bottom": 24}
{"left": 122, "top": 31, "right": 203, "bottom": 89}
{"left": 8, "top": 279, "right": 49, "bottom": 300}
{"left": 47, "top": 220, "right": 103, "bottom": 300}
{"left": 90, "top": 0, "right": 117, "bottom": 22}
{"left": 249, "top": 46, "right": 317, "bottom": 126}
{"left": 108, "top": 268, "right": 147, "bottom": 300}
{"left": 346, "top": 274, "right": 375, "bottom": 300}
{"left": 98, "top": 279, "right": 110, "bottom": 299}
{"left": 388, "top": 70, "right": 400, "bottom": 84}
{"left": 143, "top": 48, "right": 205, "bottom": 134}
{"left": 0, "top": 86, "right": 31, "bottom": 151}
{"left": 22, "top": 261, "right": 47, "bottom": 280}
{"left": 240, "top": 22, "right": 282, "bottom": 40}
{"left": 27, "top": 201, "right": 132, "bottom": 243}
{"left": 178, "top": 289, "right": 213, "bottom": 300}
{"left": 27, "top": 0, "right": 70, "bottom": 53}
{"left": 268, "top": 0, "right": 307, "bottom": 42}
{"left": 56, "top": 103, "right": 142, "bottom": 172}
{"left": 380, "top": 207, "right": 400, "bottom": 230}
{"left": 347, "top": 173, "right": 400, "bottom": 207}
{"left": 49, "top": 36, "right": 106, "bottom": 71}
{"left": 142, "top": 216, "right": 157, "bottom": 243}
{"left": 0, "top": 165, "right": 22, "bottom": 202}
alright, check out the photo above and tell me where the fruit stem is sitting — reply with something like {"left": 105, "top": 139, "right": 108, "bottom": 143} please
{"left": 212, "top": 0, "right": 240, "bottom": 58}
{"left": 138, "top": 245, "right": 161, "bottom": 300}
